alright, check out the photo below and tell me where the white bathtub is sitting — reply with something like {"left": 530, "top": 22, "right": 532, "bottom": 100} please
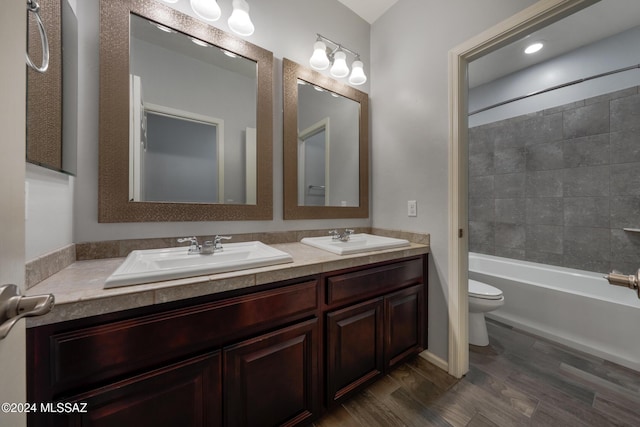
{"left": 469, "top": 253, "right": 640, "bottom": 372}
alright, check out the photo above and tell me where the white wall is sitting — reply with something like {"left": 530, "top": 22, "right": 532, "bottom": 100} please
{"left": 470, "top": 26, "right": 640, "bottom": 127}
{"left": 370, "top": 0, "right": 536, "bottom": 361}
{"left": 72, "top": 0, "right": 371, "bottom": 243}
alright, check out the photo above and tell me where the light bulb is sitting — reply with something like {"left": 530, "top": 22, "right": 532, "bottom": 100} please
{"left": 228, "top": 0, "right": 255, "bottom": 36}
{"left": 309, "top": 41, "right": 330, "bottom": 70}
{"left": 190, "top": 0, "right": 221, "bottom": 22}
{"left": 348, "top": 60, "right": 367, "bottom": 85}
{"left": 330, "top": 51, "right": 349, "bottom": 78}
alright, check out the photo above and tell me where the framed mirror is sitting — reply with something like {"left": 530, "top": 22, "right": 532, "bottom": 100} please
{"left": 26, "top": 0, "right": 77, "bottom": 174}
{"left": 99, "top": 0, "right": 273, "bottom": 222}
{"left": 283, "top": 59, "right": 369, "bottom": 219}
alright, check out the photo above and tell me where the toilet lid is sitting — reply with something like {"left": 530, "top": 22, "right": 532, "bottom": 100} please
{"left": 469, "top": 279, "right": 503, "bottom": 300}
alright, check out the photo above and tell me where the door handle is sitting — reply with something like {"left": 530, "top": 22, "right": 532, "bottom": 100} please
{"left": 0, "top": 284, "right": 54, "bottom": 339}
{"left": 604, "top": 270, "right": 640, "bottom": 299}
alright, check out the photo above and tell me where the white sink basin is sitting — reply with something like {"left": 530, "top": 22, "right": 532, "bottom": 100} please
{"left": 300, "top": 233, "right": 410, "bottom": 255}
{"left": 104, "top": 241, "right": 293, "bottom": 288}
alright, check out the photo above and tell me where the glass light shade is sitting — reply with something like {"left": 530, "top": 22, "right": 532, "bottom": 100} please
{"left": 309, "top": 41, "right": 330, "bottom": 70}
{"left": 228, "top": 0, "right": 255, "bottom": 36}
{"left": 190, "top": 0, "right": 221, "bottom": 22}
{"left": 348, "top": 60, "right": 367, "bottom": 85}
{"left": 330, "top": 51, "right": 349, "bottom": 78}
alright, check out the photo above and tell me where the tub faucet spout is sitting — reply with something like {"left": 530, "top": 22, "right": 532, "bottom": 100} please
{"left": 604, "top": 269, "right": 640, "bottom": 299}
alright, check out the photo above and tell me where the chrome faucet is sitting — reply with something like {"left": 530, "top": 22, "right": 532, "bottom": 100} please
{"left": 178, "top": 235, "right": 232, "bottom": 254}
{"left": 329, "top": 229, "right": 354, "bottom": 242}
{"left": 177, "top": 236, "right": 201, "bottom": 254}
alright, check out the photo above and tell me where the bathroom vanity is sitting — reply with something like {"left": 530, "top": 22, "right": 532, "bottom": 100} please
{"left": 26, "top": 243, "right": 427, "bottom": 426}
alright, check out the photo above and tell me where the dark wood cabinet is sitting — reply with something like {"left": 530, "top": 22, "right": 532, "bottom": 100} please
{"left": 326, "top": 298, "right": 384, "bottom": 405}
{"left": 224, "top": 318, "right": 318, "bottom": 427}
{"left": 57, "top": 352, "right": 222, "bottom": 427}
{"left": 28, "top": 254, "right": 427, "bottom": 427}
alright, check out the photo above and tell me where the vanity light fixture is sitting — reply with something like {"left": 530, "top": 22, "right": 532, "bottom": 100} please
{"left": 524, "top": 42, "right": 544, "bottom": 54}
{"left": 309, "top": 34, "right": 367, "bottom": 86}
{"left": 160, "top": 0, "right": 254, "bottom": 36}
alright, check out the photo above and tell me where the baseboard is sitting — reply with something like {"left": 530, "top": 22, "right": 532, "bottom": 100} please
{"left": 419, "top": 349, "right": 449, "bottom": 371}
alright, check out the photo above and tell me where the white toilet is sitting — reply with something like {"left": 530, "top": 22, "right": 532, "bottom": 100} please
{"left": 468, "top": 279, "right": 504, "bottom": 346}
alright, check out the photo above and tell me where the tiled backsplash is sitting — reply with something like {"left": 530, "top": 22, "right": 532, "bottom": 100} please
{"left": 469, "top": 86, "right": 640, "bottom": 274}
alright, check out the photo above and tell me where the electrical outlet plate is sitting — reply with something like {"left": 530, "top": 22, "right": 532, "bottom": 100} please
{"left": 408, "top": 200, "right": 417, "bottom": 217}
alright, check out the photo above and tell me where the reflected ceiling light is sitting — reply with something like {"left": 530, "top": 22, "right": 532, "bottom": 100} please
{"left": 524, "top": 42, "right": 544, "bottom": 54}
{"left": 308, "top": 33, "right": 367, "bottom": 86}
{"left": 222, "top": 49, "right": 237, "bottom": 58}
{"left": 189, "top": 0, "right": 222, "bottom": 21}
{"left": 154, "top": 23, "right": 173, "bottom": 33}
{"left": 228, "top": 0, "right": 254, "bottom": 36}
{"left": 190, "top": 37, "right": 208, "bottom": 47}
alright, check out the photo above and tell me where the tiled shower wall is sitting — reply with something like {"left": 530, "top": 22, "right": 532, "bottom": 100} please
{"left": 469, "top": 86, "right": 640, "bottom": 274}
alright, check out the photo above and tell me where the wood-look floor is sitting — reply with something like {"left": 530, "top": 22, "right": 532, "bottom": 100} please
{"left": 314, "top": 319, "right": 640, "bottom": 426}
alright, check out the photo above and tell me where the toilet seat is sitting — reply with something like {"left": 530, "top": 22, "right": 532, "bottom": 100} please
{"left": 469, "top": 279, "right": 503, "bottom": 300}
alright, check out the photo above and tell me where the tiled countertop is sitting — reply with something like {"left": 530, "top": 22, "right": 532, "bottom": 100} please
{"left": 25, "top": 242, "right": 429, "bottom": 327}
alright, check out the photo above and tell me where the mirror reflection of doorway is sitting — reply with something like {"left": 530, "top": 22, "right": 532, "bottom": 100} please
{"left": 298, "top": 118, "right": 330, "bottom": 206}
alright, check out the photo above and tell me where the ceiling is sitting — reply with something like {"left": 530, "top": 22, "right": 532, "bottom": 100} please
{"left": 336, "top": 0, "right": 640, "bottom": 88}
{"left": 467, "top": 0, "right": 640, "bottom": 87}
{"left": 336, "top": 0, "right": 398, "bottom": 24}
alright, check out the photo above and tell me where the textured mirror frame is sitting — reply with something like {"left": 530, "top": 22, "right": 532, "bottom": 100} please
{"left": 99, "top": 0, "right": 273, "bottom": 222}
{"left": 283, "top": 58, "right": 369, "bottom": 220}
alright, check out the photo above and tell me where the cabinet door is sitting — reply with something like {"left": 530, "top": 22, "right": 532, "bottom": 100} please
{"left": 224, "top": 318, "right": 318, "bottom": 427}
{"left": 53, "top": 351, "right": 222, "bottom": 427}
{"left": 385, "top": 284, "right": 425, "bottom": 369}
{"left": 326, "top": 298, "right": 384, "bottom": 406}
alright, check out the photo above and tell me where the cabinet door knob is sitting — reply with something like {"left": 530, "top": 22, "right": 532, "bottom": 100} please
{"left": 0, "top": 284, "right": 54, "bottom": 339}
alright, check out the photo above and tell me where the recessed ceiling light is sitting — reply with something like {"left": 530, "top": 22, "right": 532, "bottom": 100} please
{"left": 524, "top": 42, "right": 544, "bottom": 54}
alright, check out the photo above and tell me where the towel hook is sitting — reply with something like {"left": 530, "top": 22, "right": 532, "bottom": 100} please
{"left": 26, "top": 0, "right": 49, "bottom": 73}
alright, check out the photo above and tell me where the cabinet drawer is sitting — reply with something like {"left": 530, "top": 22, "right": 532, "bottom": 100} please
{"left": 326, "top": 258, "right": 423, "bottom": 306}
{"left": 48, "top": 280, "right": 318, "bottom": 393}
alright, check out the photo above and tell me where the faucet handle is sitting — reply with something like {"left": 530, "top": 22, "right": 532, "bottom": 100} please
{"left": 328, "top": 229, "right": 340, "bottom": 239}
{"left": 214, "top": 235, "right": 232, "bottom": 249}
{"left": 344, "top": 229, "right": 354, "bottom": 235}
{"left": 177, "top": 236, "right": 200, "bottom": 253}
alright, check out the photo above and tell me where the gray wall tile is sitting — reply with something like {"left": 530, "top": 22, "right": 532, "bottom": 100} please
{"left": 564, "top": 197, "right": 609, "bottom": 227}
{"left": 495, "top": 198, "right": 525, "bottom": 224}
{"left": 564, "top": 166, "right": 609, "bottom": 197}
{"left": 469, "top": 151, "right": 494, "bottom": 177}
{"left": 611, "top": 93, "right": 640, "bottom": 132}
{"left": 563, "top": 134, "right": 609, "bottom": 168}
{"left": 495, "top": 223, "right": 525, "bottom": 249}
{"left": 526, "top": 225, "right": 563, "bottom": 254}
{"left": 526, "top": 141, "right": 564, "bottom": 171}
{"left": 610, "top": 196, "right": 640, "bottom": 228}
{"left": 526, "top": 170, "right": 563, "bottom": 197}
{"left": 469, "top": 198, "right": 494, "bottom": 222}
{"left": 610, "top": 162, "right": 640, "bottom": 196}
{"left": 469, "top": 175, "right": 494, "bottom": 199}
{"left": 563, "top": 101, "right": 610, "bottom": 139}
{"left": 526, "top": 198, "right": 563, "bottom": 225}
{"left": 468, "top": 88, "right": 640, "bottom": 274}
{"left": 495, "top": 173, "right": 525, "bottom": 198}
{"left": 611, "top": 130, "right": 640, "bottom": 165}
{"left": 495, "top": 148, "right": 526, "bottom": 174}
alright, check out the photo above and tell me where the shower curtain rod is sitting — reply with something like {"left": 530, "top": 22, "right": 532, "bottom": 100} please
{"left": 468, "top": 63, "right": 640, "bottom": 116}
